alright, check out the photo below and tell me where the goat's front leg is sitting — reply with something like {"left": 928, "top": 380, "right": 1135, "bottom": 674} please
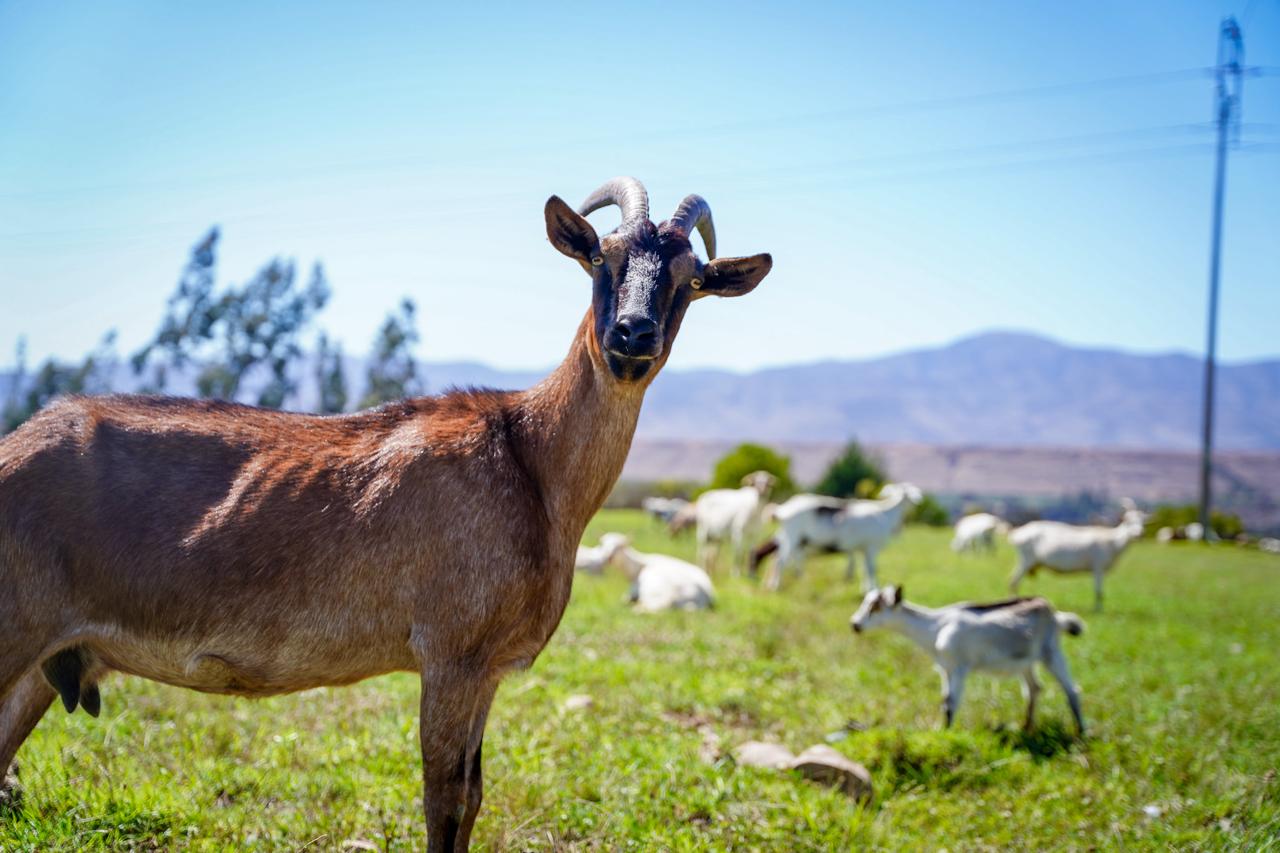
{"left": 419, "top": 667, "right": 497, "bottom": 852}
{"left": 1092, "top": 565, "right": 1105, "bottom": 612}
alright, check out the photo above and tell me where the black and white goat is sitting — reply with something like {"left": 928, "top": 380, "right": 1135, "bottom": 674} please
{"left": 850, "top": 586, "right": 1086, "bottom": 733}
{"left": 753, "top": 483, "right": 922, "bottom": 591}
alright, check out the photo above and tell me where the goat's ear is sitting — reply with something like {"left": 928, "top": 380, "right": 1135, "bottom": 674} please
{"left": 889, "top": 585, "right": 903, "bottom": 606}
{"left": 545, "top": 195, "right": 600, "bottom": 269}
{"left": 697, "top": 253, "right": 772, "bottom": 298}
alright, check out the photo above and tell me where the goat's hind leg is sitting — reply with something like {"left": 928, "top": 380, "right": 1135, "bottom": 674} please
{"left": 1021, "top": 669, "right": 1041, "bottom": 731}
{"left": 1044, "top": 643, "right": 1085, "bottom": 735}
{"left": 1009, "top": 555, "right": 1033, "bottom": 593}
{"left": 939, "top": 667, "right": 967, "bottom": 729}
{"left": 0, "top": 668, "right": 56, "bottom": 810}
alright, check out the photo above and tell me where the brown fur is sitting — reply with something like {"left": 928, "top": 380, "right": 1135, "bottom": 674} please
{"left": 0, "top": 186, "right": 772, "bottom": 851}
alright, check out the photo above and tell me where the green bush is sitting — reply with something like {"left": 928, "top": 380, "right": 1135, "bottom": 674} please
{"left": 1145, "top": 504, "right": 1244, "bottom": 540}
{"left": 907, "top": 493, "right": 951, "bottom": 527}
{"left": 814, "top": 439, "right": 887, "bottom": 498}
{"left": 705, "top": 443, "right": 796, "bottom": 498}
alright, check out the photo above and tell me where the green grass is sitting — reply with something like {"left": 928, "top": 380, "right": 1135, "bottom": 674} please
{"left": 3, "top": 511, "right": 1279, "bottom": 850}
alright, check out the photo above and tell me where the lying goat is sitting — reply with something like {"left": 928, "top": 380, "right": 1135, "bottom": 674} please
{"left": 1007, "top": 507, "right": 1145, "bottom": 611}
{"left": 609, "top": 546, "right": 715, "bottom": 612}
{"left": 850, "top": 586, "right": 1086, "bottom": 733}
{"left": 575, "top": 533, "right": 630, "bottom": 576}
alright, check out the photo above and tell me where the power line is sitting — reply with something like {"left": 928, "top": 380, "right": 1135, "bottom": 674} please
{"left": 0, "top": 67, "right": 1222, "bottom": 202}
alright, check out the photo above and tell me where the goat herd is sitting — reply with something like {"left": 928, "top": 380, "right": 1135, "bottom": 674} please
{"left": 582, "top": 473, "right": 1152, "bottom": 736}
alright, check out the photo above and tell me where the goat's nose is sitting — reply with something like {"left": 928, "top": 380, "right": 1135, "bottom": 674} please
{"left": 610, "top": 316, "right": 659, "bottom": 356}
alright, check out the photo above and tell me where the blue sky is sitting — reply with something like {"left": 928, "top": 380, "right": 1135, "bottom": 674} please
{"left": 1, "top": 1, "right": 1277, "bottom": 372}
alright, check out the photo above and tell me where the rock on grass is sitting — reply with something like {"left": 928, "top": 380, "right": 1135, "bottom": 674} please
{"left": 789, "top": 745, "right": 873, "bottom": 802}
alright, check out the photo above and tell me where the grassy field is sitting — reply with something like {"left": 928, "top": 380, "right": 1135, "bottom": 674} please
{"left": 2, "top": 511, "right": 1278, "bottom": 850}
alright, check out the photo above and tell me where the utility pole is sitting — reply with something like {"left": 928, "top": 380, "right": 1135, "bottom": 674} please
{"left": 1198, "top": 17, "right": 1243, "bottom": 538}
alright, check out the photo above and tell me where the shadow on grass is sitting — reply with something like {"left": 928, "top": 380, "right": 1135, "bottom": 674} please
{"left": 991, "top": 718, "right": 1079, "bottom": 759}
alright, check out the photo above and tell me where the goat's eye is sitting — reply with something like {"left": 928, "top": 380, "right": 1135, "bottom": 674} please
{"left": 689, "top": 277, "right": 703, "bottom": 290}
{"left": 591, "top": 255, "right": 604, "bottom": 267}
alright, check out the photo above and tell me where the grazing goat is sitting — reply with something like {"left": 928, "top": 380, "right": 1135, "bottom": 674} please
{"left": 692, "top": 471, "right": 776, "bottom": 575}
{"left": 951, "top": 512, "right": 1010, "bottom": 553}
{"left": 610, "top": 546, "right": 716, "bottom": 612}
{"left": 640, "top": 496, "right": 689, "bottom": 526}
{"left": 850, "top": 586, "right": 1086, "bottom": 733}
{"left": 755, "top": 483, "right": 922, "bottom": 591}
{"left": 0, "top": 177, "right": 771, "bottom": 851}
{"left": 1008, "top": 508, "right": 1146, "bottom": 611}
{"left": 575, "top": 533, "right": 630, "bottom": 576}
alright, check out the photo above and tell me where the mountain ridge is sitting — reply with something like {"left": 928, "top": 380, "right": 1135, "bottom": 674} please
{"left": 3, "top": 330, "right": 1277, "bottom": 450}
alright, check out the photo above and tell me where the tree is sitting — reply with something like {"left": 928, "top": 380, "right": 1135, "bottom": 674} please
{"left": 814, "top": 439, "right": 886, "bottom": 499}
{"left": 132, "top": 229, "right": 331, "bottom": 408}
{"left": 359, "top": 298, "right": 422, "bottom": 409}
{"left": 2, "top": 333, "right": 118, "bottom": 434}
{"left": 315, "top": 332, "right": 349, "bottom": 414}
{"left": 706, "top": 443, "right": 796, "bottom": 498}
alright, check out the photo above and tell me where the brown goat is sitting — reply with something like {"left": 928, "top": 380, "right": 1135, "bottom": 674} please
{"left": 0, "top": 178, "right": 771, "bottom": 850}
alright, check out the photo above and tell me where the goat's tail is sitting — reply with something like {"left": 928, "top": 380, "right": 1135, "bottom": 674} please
{"left": 1055, "top": 612, "right": 1086, "bottom": 637}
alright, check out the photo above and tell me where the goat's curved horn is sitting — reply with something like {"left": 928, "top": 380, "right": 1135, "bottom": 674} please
{"left": 669, "top": 194, "right": 716, "bottom": 260}
{"left": 578, "top": 177, "right": 649, "bottom": 227}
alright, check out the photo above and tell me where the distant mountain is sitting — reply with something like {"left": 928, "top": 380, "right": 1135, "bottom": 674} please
{"left": 3, "top": 331, "right": 1277, "bottom": 450}
{"left": 631, "top": 332, "right": 1280, "bottom": 450}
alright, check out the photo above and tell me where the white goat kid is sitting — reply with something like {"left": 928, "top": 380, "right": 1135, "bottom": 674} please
{"left": 575, "top": 533, "right": 630, "bottom": 576}
{"left": 951, "top": 512, "right": 1010, "bottom": 553}
{"left": 1007, "top": 508, "right": 1146, "bottom": 611}
{"left": 610, "top": 547, "right": 716, "bottom": 612}
{"left": 850, "top": 586, "right": 1086, "bottom": 733}
{"left": 763, "top": 483, "right": 922, "bottom": 592}
{"left": 693, "top": 471, "right": 776, "bottom": 575}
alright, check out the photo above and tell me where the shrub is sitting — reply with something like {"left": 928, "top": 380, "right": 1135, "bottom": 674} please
{"left": 907, "top": 493, "right": 951, "bottom": 527}
{"left": 1145, "top": 504, "right": 1244, "bottom": 540}
{"left": 814, "top": 440, "right": 886, "bottom": 499}
{"left": 705, "top": 443, "right": 796, "bottom": 499}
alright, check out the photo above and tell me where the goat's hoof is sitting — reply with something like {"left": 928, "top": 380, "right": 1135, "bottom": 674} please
{"left": 0, "top": 770, "right": 22, "bottom": 813}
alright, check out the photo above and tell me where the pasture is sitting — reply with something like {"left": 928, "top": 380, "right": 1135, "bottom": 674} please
{"left": 1, "top": 512, "right": 1277, "bottom": 850}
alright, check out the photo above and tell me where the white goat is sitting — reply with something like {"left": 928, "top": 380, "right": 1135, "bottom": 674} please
{"left": 850, "top": 586, "right": 1086, "bottom": 733}
{"left": 692, "top": 471, "right": 776, "bottom": 575}
{"left": 610, "top": 547, "right": 716, "bottom": 612}
{"left": 757, "top": 483, "right": 923, "bottom": 591}
{"left": 575, "top": 533, "right": 630, "bottom": 576}
{"left": 951, "top": 512, "right": 1010, "bottom": 554}
{"left": 640, "top": 496, "right": 690, "bottom": 526}
{"left": 1008, "top": 508, "right": 1146, "bottom": 611}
